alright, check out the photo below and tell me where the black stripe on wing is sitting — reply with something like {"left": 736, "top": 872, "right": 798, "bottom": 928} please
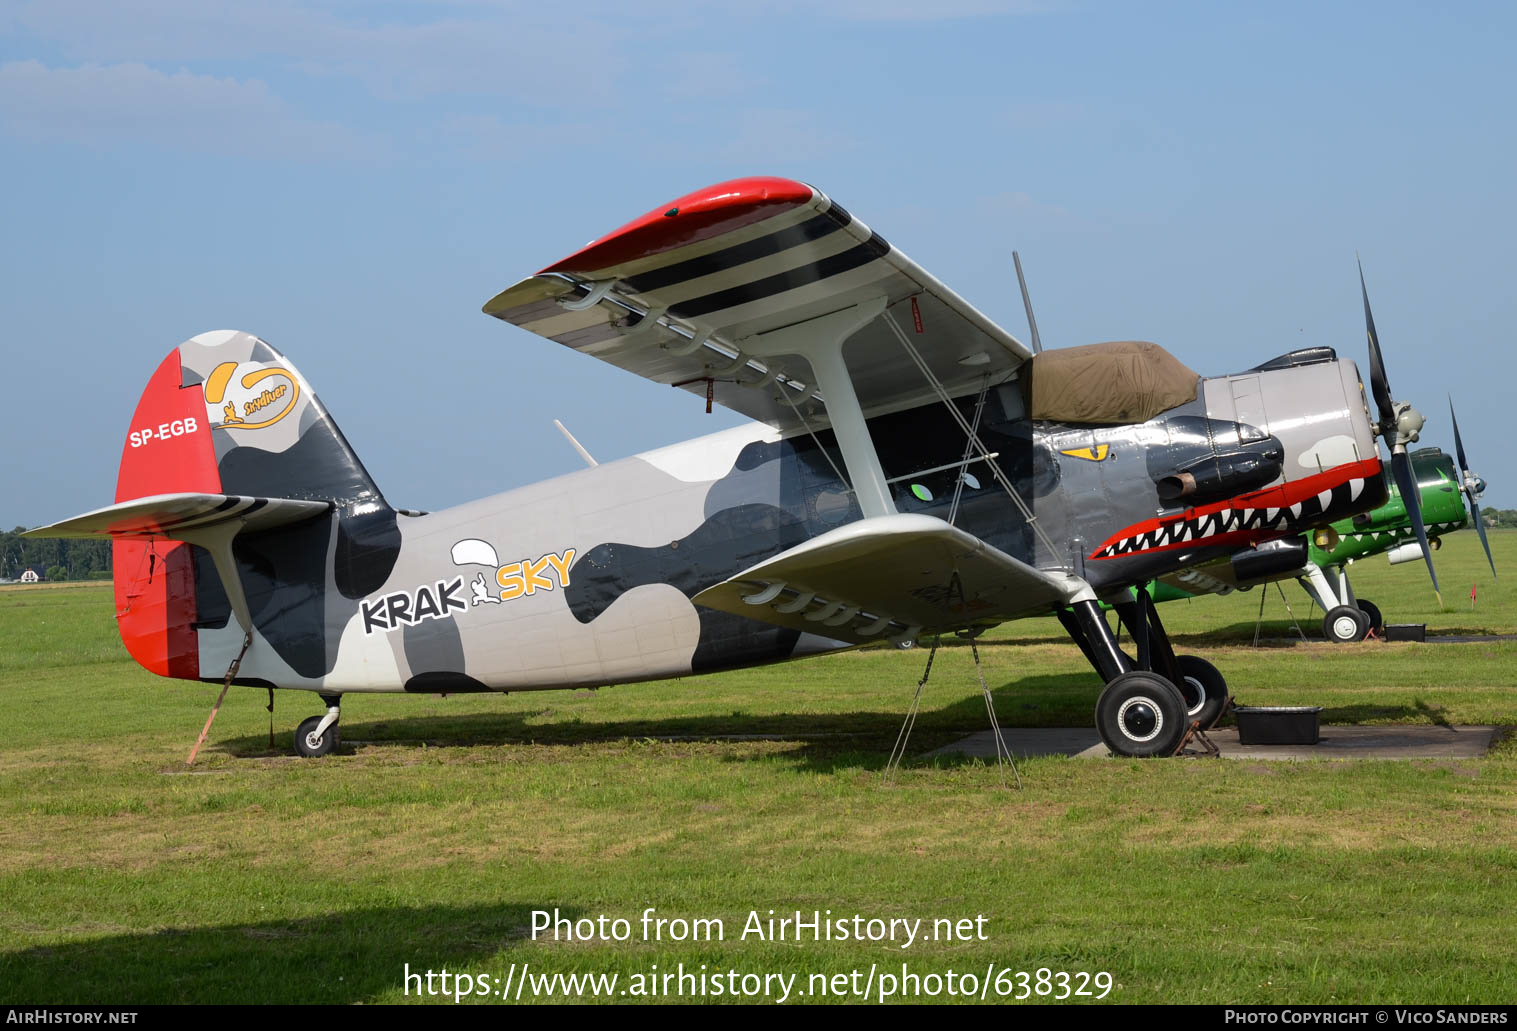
{"left": 667, "top": 230, "right": 891, "bottom": 320}
{"left": 622, "top": 205, "right": 853, "bottom": 295}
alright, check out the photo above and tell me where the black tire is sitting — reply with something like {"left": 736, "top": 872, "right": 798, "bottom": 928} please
{"left": 295, "top": 714, "right": 339, "bottom": 758}
{"left": 1175, "top": 654, "right": 1229, "bottom": 730}
{"left": 1096, "top": 671, "right": 1188, "bottom": 758}
{"left": 1323, "top": 604, "right": 1370, "bottom": 643}
{"left": 1356, "top": 599, "right": 1384, "bottom": 633}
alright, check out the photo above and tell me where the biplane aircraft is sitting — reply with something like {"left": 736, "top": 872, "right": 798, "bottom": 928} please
{"left": 24, "top": 177, "right": 1441, "bottom": 758}
{"left": 1150, "top": 416, "right": 1494, "bottom": 643}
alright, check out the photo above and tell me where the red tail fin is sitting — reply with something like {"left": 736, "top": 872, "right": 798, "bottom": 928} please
{"left": 113, "top": 350, "right": 223, "bottom": 678}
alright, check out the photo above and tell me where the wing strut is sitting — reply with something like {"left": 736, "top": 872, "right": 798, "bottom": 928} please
{"left": 742, "top": 297, "right": 897, "bottom": 519}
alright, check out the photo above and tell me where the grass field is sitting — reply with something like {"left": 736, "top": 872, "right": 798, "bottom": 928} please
{"left": 1, "top": 531, "right": 1515, "bottom": 1005}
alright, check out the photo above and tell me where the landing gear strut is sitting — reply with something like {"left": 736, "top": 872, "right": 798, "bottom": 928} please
{"left": 1301, "top": 564, "right": 1373, "bottom": 642}
{"left": 1059, "top": 586, "right": 1230, "bottom": 757}
{"left": 295, "top": 694, "right": 342, "bottom": 758}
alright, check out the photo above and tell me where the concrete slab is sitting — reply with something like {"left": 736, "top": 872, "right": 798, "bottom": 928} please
{"left": 1255, "top": 634, "right": 1517, "bottom": 646}
{"left": 928, "top": 727, "right": 1105, "bottom": 760}
{"left": 931, "top": 724, "right": 1502, "bottom": 762}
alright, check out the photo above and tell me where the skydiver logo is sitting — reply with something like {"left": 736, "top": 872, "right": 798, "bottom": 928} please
{"left": 451, "top": 538, "right": 575, "bottom": 603}
{"left": 202, "top": 360, "right": 300, "bottom": 431}
{"left": 362, "top": 577, "right": 467, "bottom": 635}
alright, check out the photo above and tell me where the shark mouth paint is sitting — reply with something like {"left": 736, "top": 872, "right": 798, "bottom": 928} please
{"left": 1090, "top": 458, "right": 1383, "bottom": 561}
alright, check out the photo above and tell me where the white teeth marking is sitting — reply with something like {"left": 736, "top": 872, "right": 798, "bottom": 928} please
{"left": 1317, "top": 489, "right": 1334, "bottom": 510}
{"left": 1348, "top": 478, "right": 1364, "bottom": 502}
{"left": 1290, "top": 503, "right": 1303, "bottom": 520}
{"left": 1266, "top": 507, "right": 1279, "bottom": 523}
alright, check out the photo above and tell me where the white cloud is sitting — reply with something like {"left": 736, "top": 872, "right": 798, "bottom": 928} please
{"left": 0, "top": 60, "right": 383, "bottom": 159}
{"left": 4, "top": 1, "right": 1051, "bottom": 103}
{"left": 4, "top": 1, "right": 639, "bottom": 105}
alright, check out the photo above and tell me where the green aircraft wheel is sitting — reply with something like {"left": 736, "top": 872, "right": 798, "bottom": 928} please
{"left": 295, "top": 714, "right": 340, "bottom": 758}
{"left": 1096, "top": 671, "right": 1188, "bottom": 758}
{"left": 1175, "top": 655, "right": 1229, "bottom": 729}
{"left": 1323, "top": 604, "right": 1370, "bottom": 644}
{"left": 1356, "top": 599, "right": 1384, "bottom": 634}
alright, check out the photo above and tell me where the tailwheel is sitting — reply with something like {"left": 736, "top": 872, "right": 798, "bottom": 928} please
{"left": 1323, "top": 604, "right": 1370, "bottom": 644}
{"left": 1096, "top": 671, "right": 1188, "bottom": 758}
{"left": 1356, "top": 599, "right": 1384, "bottom": 635}
{"left": 1175, "top": 654, "right": 1229, "bottom": 730}
{"left": 294, "top": 697, "right": 341, "bottom": 757}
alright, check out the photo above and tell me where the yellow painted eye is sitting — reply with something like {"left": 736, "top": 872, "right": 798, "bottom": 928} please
{"left": 1060, "top": 445, "right": 1110, "bottom": 462}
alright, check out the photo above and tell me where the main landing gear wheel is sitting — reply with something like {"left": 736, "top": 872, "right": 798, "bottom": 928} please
{"left": 1174, "top": 654, "right": 1229, "bottom": 730}
{"left": 295, "top": 700, "right": 342, "bottom": 758}
{"left": 1356, "top": 599, "right": 1384, "bottom": 635}
{"left": 1096, "top": 671, "right": 1188, "bottom": 758}
{"left": 1323, "top": 604, "right": 1371, "bottom": 644}
{"left": 295, "top": 715, "right": 339, "bottom": 757}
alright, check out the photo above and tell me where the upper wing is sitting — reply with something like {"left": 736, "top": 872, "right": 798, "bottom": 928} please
{"left": 483, "top": 177, "right": 1030, "bottom": 431}
{"left": 691, "top": 513, "right": 1079, "bottom": 645}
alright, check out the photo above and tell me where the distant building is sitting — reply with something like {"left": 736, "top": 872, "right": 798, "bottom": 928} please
{"left": 20, "top": 566, "right": 44, "bottom": 583}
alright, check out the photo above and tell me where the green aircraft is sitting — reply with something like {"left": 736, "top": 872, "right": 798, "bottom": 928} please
{"left": 1299, "top": 446, "right": 1473, "bottom": 641}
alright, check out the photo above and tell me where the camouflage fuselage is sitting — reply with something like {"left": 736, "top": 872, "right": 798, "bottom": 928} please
{"left": 182, "top": 343, "right": 1383, "bottom": 695}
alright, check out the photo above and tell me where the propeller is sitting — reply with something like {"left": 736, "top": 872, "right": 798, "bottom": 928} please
{"left": 1448, "top": 397, "right": 1497, "bottom": 578}
{"left": 1359, "top": 258, "right": 1440, "bottom": 601}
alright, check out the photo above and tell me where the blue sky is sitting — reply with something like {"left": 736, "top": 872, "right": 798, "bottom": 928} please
{"left": 3, "top": 1, "right": 1513, "bottom": 526}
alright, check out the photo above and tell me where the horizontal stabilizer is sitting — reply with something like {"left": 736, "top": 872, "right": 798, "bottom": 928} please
{"left": 692, "top": 514, "right": 1075, "bottom": 645}
{"left": 24, "top": 493, "right": 331, "bottom": 541}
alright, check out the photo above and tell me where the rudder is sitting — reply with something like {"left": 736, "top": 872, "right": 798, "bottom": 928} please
{"left": 112, "top": 330, "right": 394, "bottom": 679}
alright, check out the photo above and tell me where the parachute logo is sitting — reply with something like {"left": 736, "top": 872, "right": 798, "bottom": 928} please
{"left": 203, "top": 361, "right": 300, "bottom": 431}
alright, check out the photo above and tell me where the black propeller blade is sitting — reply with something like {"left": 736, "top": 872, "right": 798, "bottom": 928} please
{"left": 1449, "top": 397, "right": 1497, "bottom": 578}
{"left": 1390, "top": 449, "right": 1440, "bottom": 600}
{"left": 1360, "top": 259, "right": 1395, "bottom": 428}
{"left": 1359, "top": 259, "right": 1439, "bottom": 601}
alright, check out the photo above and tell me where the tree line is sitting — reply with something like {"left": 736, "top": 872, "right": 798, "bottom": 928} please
{"left": 2, "top": 528, "right": 112, "bottom": 582}
{"left": 1484, "top": 509, "right": 1517, "bottom": 528}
